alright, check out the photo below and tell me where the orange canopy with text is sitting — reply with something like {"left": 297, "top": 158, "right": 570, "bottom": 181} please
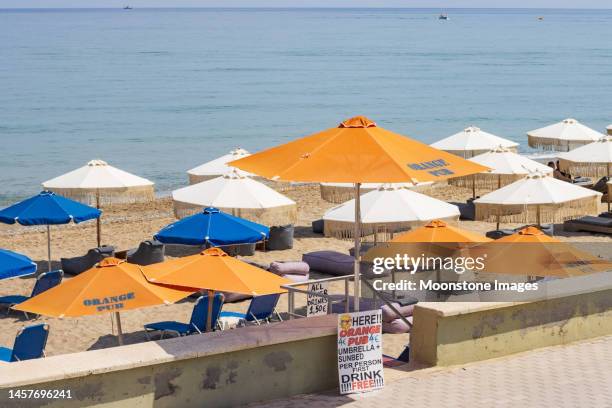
{"left": 390, "top": 220, "right": 492, "bottom": 243}
{"left": 229, "top": 116, "right": 489, "bottom": 183}
{"left": 13, "top": 258, "right": 196, "bottom": 318}
{"left": 142, "top": 247, "right": 290, "bottom": 296}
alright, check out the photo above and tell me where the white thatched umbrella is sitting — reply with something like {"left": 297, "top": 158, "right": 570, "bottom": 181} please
{"left": 172, "top": 171, "right": 297, "bottom": 226}
{"left": 323, "top": 185, "right": 460, "bottom": 240}
{"left": 606, "top": 124, "right": 612, "bottom": 136}
{"left": 42, "top": 160, "right": 155, "bottom": 245}
{"left": 430, "top": 126, "right": 519, "bottom": 158}
{"left": 187, "top": 148, "right": 251, "bottom": 184}
{"left": 449, "top": 146, "right": 553, "bottom": 197}
{"left": 558, "top": 136, "right": 612, "bottom": 179}
{"left": 319, "top": 181, "right": 434, "bottom": 203}
{"left": 527, "top": 118, "right": 603, "bottom": 152}
{"left": 474, "top": 172, "right": 601, "bottom": 228}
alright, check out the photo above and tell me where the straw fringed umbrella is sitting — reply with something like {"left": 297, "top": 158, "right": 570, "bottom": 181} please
{"left": 319, "top": 181, "right": 434, "bottom": 203}
{"left": 229, "top": 116, "right": 488, "bottom": 311}
{"left": 323, "top": 185, "right": 460, "bottom": 241}
{"left": 187, "top": 148, "right": 252, "bottom": 184}
{"left": 527, "top": 118, "right": 603, "bottom": 152}
{"left": 42, "top": 160, "right": 155, "bottom": 246}
{"left": 474, "top": 172, "right": 602, "bottom": 229}
{"left": 172, "top": 171, "right": 297, "bottom": 226}
{"left": 430, "top": 126, "right": 519, "bottom": 159}
{"left": 448, "top": 146, "right": 553, "bottom": 198}
{"left": 13, "top": 258, "right": 195, "bottom": 345}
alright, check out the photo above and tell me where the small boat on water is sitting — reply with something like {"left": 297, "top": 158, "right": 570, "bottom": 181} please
{"left": 123, "top": 5, "right": 133, "bottom": 10}
{"left": 438, "top": 13, "right": 449, "bottom": 20}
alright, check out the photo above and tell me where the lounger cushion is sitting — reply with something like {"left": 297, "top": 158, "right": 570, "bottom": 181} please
{"left": 144, "top": 321, "right": 193, "bottom": 335}
{"left": 0, "top": 295, "right": 29, "bottom": 306}
{"left": 381, "top": 303, "right": 415, "bottom": 323}
{"left": 571, "top": 216, "right": 612, "bottom": 227}
{"left": 269, "top": 261, "right": 309, "bottom": 276}
{"left": 302, "top": 251, "right": 354, "bottom": 276}
{"left": 312, "top": 219, "right": 324, "bottom": 234}
{"left": 281, "top": 273, "right": 309, "bottom": 283}
{"left": 382, "top": 317, "right": 413, "bottom": 334}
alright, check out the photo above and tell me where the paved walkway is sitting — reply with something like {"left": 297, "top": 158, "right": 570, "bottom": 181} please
{"left": 249, "top": 335, "right": 612, "bottom": 407}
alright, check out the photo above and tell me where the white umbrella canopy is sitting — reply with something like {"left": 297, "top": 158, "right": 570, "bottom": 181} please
{"left": 323, "top": 184, "right": 460, "bottom": 239}
{"left": 449, "top": 146, "right": 553, "bottom": 195}
{"left": 319, "top": 181, "right": 434, "bottom": 203}
{"left": 558, "top": 136, "right": 612, "bottom": 178}
{"left": 187, "top": 148, "right": 252, "bottom": 184}
{"left": 527, "top": 118, "right": 604, "bottom": 152}
{"left": 474, "top": 172, "right": 602, "bottom": 225}
{"left": 430, "top": 126, "right": 519, "bottom": 158}
{"left": 172, "top": 171, "right": 297, "bottom": 226}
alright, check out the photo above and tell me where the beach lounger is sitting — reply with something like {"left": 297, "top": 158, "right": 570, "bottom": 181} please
{"left": 126, "top": 240, "right": 165, "bottom": 265}
{"left": 0, "top": 323, "right": 49, "bottom": 362}
{"left": 61, "top": 246, "right": 114, "bottom": 275}
{"left": 144, "top": 293, "right": 224, "bottom": 339}
{"left": 311, "top": 219, "right": 324, "bottom": 234}
{"left": 0, "top": 270, "right": 63, "bottom": 318}
{"left": 219, "top": 294, "right": 282, "bottom": 326}
{"left": 564, "top": 216, "right": 612, "bottom": 235}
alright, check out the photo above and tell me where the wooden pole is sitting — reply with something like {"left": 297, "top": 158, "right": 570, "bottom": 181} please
{"left": 353, "top": 183, "right": 361, "bottom": 312}
{"left": 608, "top": 163, "right": 610, "bottom": 212}
{"left": 536, "top": 205, "right": 541, "bottom": 226}
{"left": 46, "top": 225, "right": 52, "bottom": 272}
{"left": 206, "top": 289, "right": 214, "bottom": 332}
{"left": 96, "top": 190, "right": 101, "bottom": 247}
{"left": 115, "top": 312, "right": 124, "bottom": 345}
{"left": 472, "top": 174, "right": 476, "bottom": 199}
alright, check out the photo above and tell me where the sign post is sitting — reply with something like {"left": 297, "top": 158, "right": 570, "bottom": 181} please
{"left": 306, "top": 281, "right": 329, "bottom": 317}
{"left": 337, "top": 310, "right": 384, "bottom": 395}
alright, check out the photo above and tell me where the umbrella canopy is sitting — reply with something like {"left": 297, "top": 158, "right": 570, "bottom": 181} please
{"left": 474, "top": 172, "right": 602, "bottom": 225}
{"left": 42, "top": 159, "right": 155, "bottom": 206}
{"left": 323, "top": 184, "right": 460, "bottom": 239}
{"left": 13, "top": 257, "right": 195, "bottom": 344}
{"left": 0, "top": 191, "right": 101, "bottom": 271}
{"left": 319, "top": 181, "right": 434, "bottom": 204}
{"left": 143, "top": 247, "right": 290, "bottom": 296}
{"left": 527, "top": 118, "right": 603, "bottom": 152}
{"left": 449, "top": 146, "right": 553, "bottom": 194}
{"left": 155, "top": 207, "right": 269, "bottom": 246}
{"left": 430, "top": 126, "right": 519, "bottom": 158}
{"left": 172, "top": 171, "right": 297, "bottom": 226}
{"left": 558, "top": 136, "right": 612, "bottom": 178}
{"left": 390, "top": 220, "right": 491, "bottom": 243}
{"left": 229, "top": 115, "right": 487, "bottom": 311}
{"left": 187, "top": 148, "right": 252, "bottom": 184}
{"left": 0, "top": 248, "right": 37, "bottom": 280}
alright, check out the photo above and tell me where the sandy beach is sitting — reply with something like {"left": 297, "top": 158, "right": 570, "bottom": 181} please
{"left": 1, "top": 183, "right": 610, "bottom": 358}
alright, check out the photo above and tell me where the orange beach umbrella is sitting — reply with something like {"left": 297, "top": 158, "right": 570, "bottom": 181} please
{"left": 13, "top": 257, "right": 196, "bottom": 345}
{"left": 230, "top": 116, "right": 488, "bottom": 310}
{"left": 391, "top": 220, "right": 491, "bottom": 243}
{"left": 142, "top": 247, "right": 290, "bottom": 331}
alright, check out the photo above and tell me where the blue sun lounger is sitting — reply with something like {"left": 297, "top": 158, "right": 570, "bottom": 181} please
{"left": 144, "top": 293, "right": 224, "bottom": 339}
{"left": 0, "top": 323, "right": 49, "bottom": 362}
{"left": 0, "top": 270, "right": 63, "bottom": 318}
{"left": 219, "top": 293, "right": 282, "bottom": 326}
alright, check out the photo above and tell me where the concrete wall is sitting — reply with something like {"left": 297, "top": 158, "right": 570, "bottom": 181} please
{"left": 0, "top": 315, "right": 338, "bottom": 407}
{"left": 411, "top": 284, "right": 612, "bottom": 366}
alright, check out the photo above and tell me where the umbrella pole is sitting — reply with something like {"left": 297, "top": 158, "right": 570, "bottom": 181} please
{"left": 115, "top": 312, "right": 124, "bottom": 345}
{"left": 472, "top": 174, "right": 476, "bottom": 199}
{"left": 607, "top": 164, "right": 610, "bottom": 212}
{"left": 496, "top": 214, "right": 500, "bottom": 231}
{"left": 206, "top": 289, "right": 214, "bottom": 332}
{"left": 47, "top": 225, "right": 52, "bottom": 272}
{"left": 536, "top": 205, "right": 541, "bottom": 227}
{"left": 353, "top": 183, "right": 361, "bottom": 312}
{"left": 96, "top": 190, "right": 101, "bottom": 247}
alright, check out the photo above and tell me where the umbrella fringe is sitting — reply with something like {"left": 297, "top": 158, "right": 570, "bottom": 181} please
{"left": 443, "top": 147, "right": 518, "bottom": 159}
{"left": 47, "top": 186, "right": 155, "bottom": 207}
{"left": 557, "top": 160, "right": 611, "bottom": 179}
{"left": 173, "top": 201, "right": 298, "bottom": 226}
{"left": 474, "top": 196, "right": 600, "bottom": 224}
{"left": 323, "top": 216, "right": 460, "bottom": 241}
{"left": 448, "top": 174, "right": 527, "bottom": 190}
{"left": 319, "top": 184, "right": 437, "bottom": 204}
{"left": 527, "top": 135, "right": 592, "bottom": 152}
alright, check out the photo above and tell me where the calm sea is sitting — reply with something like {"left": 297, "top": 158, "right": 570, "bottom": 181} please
{"left": 1, "top": 8, "right": 611, "bottom": 204}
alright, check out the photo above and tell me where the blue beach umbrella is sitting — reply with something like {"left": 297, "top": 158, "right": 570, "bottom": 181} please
{"left": 155, "top": 207, "right": 269, "bottom": 246}
{"left": 0, "top": 248, "right": 37, "bottom": 280}
{"left": 0, "top": 191, "right": 101, "bottom": 271}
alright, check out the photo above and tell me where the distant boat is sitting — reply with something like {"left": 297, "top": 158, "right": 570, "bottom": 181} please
{"left": 438, "top": 13, "right": 449, "bottom": 21}
{"left": 123, "top": 6, "right": 133, "bottom": 10}
{"left": 538, "top": 16, "right": 544, "bottom": 21}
